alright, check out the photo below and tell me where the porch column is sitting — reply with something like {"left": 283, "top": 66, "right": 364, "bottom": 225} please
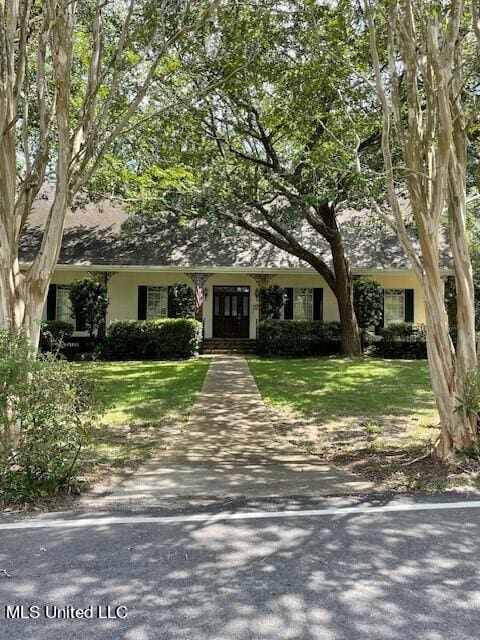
{"left": 186, "top": 272, "right": 213, "bottom": 322}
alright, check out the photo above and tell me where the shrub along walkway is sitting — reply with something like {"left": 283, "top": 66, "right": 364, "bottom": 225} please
{"left": 81, "top": 357, "right": 373, "bottom": 507}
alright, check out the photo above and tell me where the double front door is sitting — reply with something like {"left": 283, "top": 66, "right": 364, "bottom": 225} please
{"left": 213, "top": 286, "right": 250, "bottom": 338}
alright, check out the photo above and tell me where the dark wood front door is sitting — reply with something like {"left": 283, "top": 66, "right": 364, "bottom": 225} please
{"left": 213, "top": 286, "right": 250, "bottom": 338}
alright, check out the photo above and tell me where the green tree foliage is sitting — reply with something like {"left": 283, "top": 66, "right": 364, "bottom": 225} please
{"left": 258, "top": 285, "right": 285, "bottom": 320}
{"left": 69, "top": 278, "right": 109, "bottom": 338}
{"left": 91, "top": 1, "right": 383, "bottom": 356}
{"left": 0, "top": 0, "right": 218, "bottom": 350}
{"left": 353, "top": 277, "right": 384, "bottom": 329}
{"left": 168, "top": 284, "right": 195, "bottom": 318}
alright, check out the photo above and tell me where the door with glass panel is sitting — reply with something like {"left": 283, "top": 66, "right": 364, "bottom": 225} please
{"left": 213, "top": 286, "right": 250, "bottom": 338}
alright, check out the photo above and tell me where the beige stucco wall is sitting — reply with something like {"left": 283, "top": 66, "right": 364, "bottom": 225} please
{"left": 48, "top": 268, "right": 427, "bottom": 338}
{"left": 272, "top": 273, "right": 339, "bottom": 322}
{"left": 370, "top": 273, "right": 426, "bottom": 325}
{"left": 106, "top": 271, "right": 192, "bottom": 324}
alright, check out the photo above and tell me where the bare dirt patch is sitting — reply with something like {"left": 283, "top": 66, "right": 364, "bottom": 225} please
{"left": 269, "top": 406, "right": 480, "bottom": 493}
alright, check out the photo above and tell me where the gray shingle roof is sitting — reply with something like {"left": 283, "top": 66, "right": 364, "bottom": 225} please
{"left": 19, "top": 191, "right": 453, "bottom": 271}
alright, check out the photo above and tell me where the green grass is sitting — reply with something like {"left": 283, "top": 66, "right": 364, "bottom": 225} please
{"left": 87, "top": 360, "right": 210, "bottom": 426}
{"left": 248, "top": 357, "right": 436, "bottom": 426}
{"left": 77, "top": 359, "right": 210, "bottom": 477}
{"left": 247, "top": 356, "right": 446, "bottom": 490}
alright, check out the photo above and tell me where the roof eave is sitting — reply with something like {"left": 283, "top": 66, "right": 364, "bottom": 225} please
{"left": 19, "top": 261, "right": 455, "bottom": 276}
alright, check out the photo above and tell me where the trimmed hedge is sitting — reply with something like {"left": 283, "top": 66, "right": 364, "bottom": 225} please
{"left": 101, "top": 318, "right": 202, "bottom": 360}
{"left": 257, "top": 320, "right": 342, "bottom": 356}
{"left": 374, "top": 323, "right": 427, "bottom": 359}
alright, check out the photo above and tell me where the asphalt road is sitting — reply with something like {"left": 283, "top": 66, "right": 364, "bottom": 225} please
{"left": 0, "top": 494, "right": 479, "bottom": 640}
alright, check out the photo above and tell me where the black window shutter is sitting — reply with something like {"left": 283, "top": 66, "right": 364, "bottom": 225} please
{"left": 378, "top": 289, "right": 385, "bottom": 332}
{"left": 404, "top": 289, "right": 414, "bottom": 322}
{"left": 46, "top": 284, "right": 57, "bottom": 320}
{"left": 167, "top": 285, "right": 173, "bottom": 318}
{"left": 138, "top": 286, "right": 148, "bottom": 320}
{"left": 313, "top": 288, "right": 323, "bottom": 321}
{"left": 284, "top": 288, "right": 293, "bottom": 320}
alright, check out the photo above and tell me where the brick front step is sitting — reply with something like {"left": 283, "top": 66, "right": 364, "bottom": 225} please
{"left": 202, "top": 339, "right": 257, "bottom": 355}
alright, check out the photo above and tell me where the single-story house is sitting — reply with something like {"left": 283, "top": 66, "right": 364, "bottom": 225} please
{"left": 20, "top": 193, "right": 453, "bottom": 341}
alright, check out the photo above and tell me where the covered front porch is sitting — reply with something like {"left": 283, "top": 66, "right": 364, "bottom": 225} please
{"left": 45, "top": 266, "right": 426, "bottom": 342}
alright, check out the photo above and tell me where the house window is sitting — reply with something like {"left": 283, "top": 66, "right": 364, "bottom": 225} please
{"left": 147, "top": 286, "right": 168, "bottom": 320}
{"left": 384, "top": 289, "right": 405, "bottom": 325}
{"left": 293, "top": 288, "right": 313, "bottom": 321}
{"left": 56, "top": 285, "right": 74, "bottom": 324}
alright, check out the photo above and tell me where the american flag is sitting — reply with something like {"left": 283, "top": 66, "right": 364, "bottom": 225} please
{"left": 195, "top": 281, "right": 204, "bottom": 318}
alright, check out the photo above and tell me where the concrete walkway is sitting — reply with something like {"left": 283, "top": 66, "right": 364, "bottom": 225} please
{"left": 82, "top": 357, "right": 373, "bottom": 507}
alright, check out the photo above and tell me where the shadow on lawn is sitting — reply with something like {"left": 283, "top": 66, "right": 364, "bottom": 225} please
{"left": 249, "top": 357, "right": 435, "bottom": 420}
{"left": 1, "top": 497, "right": 479, "bottom": 639}
{"left": 90, "top": 360, "right": 210, "bottom": 426}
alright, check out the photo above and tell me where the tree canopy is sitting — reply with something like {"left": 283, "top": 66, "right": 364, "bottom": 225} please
{"left": 91, "top": 0, "right": 387, "bottom": 355}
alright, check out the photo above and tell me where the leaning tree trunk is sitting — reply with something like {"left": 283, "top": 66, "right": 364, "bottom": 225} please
{"left": 327, "top": 211, "right": 362, "bottom": 357}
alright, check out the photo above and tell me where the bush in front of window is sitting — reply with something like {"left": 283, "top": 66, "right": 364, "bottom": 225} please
{"left": 168, "top": 283, "right": 195, "bottom": 318}
{"left": 375, "top": 322, "right": 427, "bottom": 358}
{"left": 380, "top": 322, "right": 425, "bottom": 341}
{"left": 69, "top": 277, "right": 109, "bottom": 338}
{"left": 258, "top": 285, "right": 286, "bottom": 320}
{"left": 257, "top": 320, "right": 342, "bottom": 356}
{"left": 100, "top": 318, "right": 202, "bottom": 360}
{"left": 353, "top": 277, "right": 384, "bottom": 329}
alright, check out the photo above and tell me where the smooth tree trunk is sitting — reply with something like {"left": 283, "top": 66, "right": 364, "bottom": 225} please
{"left": 421, "top": 245, "right": 477, "bottom": 459}
{"left": 0, "top": 0, "right": 219, "bottom": 352}
{"left": 0, "top": 0, "right": 72, "bottom": 349}
{"left": 365, "top": 0, "right": 479, "bottom": 459}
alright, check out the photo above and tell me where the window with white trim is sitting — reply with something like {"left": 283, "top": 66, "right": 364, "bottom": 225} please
{"left": 293, "top": 288, "right": 313, "bottom": 321}
{"left": 56, "top": 285, "right": 74, "bottom": 325}
{"left": 384, "top": 289, "right": 405, "bottom": 325}
{"left": 147, "top": 286, "right": 168, "bottom": 320}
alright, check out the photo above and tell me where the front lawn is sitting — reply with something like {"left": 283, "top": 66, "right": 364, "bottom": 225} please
{"left": 248, "top": 357, "right": 456, "bottom": 491}
{"left": 249, "top": 357, "right": 435, "bottom": 424}
{"left": 79, "top": 359, "right": 210, "bottom": 480}
{"left": 91, "top": 360, "right": 210, "bottom": 426}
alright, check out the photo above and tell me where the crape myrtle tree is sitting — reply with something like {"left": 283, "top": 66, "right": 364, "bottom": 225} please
{"left": 93, "top": 0, "right": 384, "bottom": 356}
{"left": 364, "top": 0, "right": 480, "bottom": 459}
{"left": 0, "top": 0, "right": 219, "bottom": 348}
